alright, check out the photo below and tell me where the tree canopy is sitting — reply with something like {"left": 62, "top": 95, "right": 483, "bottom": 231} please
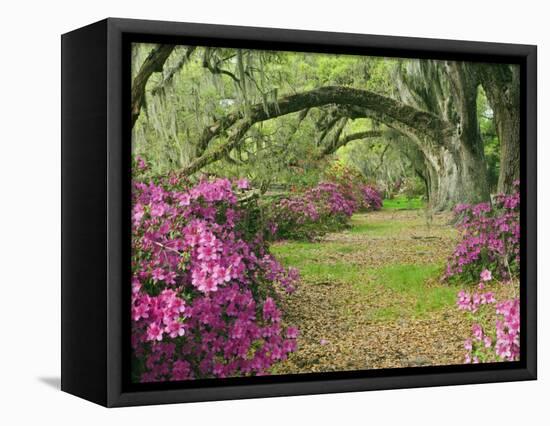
{"left": 131, "top": 43, "right": 520, "bottom": 210}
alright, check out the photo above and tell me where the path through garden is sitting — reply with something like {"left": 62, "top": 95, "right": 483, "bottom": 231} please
{"left": 270, "top": 199, "right": 472, "bottom": 374}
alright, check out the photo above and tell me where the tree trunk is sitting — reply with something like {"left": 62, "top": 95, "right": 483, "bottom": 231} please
{"left": 478, "top": 64, "right": 520, "bottom": 194}
{"left": 495, "top": 108, "right": 520, "bottom": 193}
{"left": 392, "top": 60, "right": 490, "bottom": 209}
{"left": 401, "top": 135, "right": 487, "bottom": 211}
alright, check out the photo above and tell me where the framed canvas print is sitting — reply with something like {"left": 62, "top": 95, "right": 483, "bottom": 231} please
{"left": 61, "top": 18, "right": 537, "bottom": 407}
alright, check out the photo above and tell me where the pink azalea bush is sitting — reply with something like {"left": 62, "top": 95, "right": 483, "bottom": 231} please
{"left": 446, "top": 181, "right": 520, "bottom": 282}
{"left": 324, "top": 162, "right": 383, "bottom": 212}
{"left": 360, "top": 185, "right": 383, "bottom": 211}
{"left": 131, "top": 158, "right": 299, "bottom": 382}
{"left": 457, "top": 271, "right": 520, "bottom": 363}
{"left": 267, "top": 182, "right": 357, "bottom": 240}
{"left": 451, "top": 183, "right": 521, "bottom": 364}
{"left": 267, "top": 180, "right": 383, "bottom": 241}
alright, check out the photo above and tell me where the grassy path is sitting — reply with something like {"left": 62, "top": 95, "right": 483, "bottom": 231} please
{"left": 270, "top": 202, "right": 472, "bottom": 374}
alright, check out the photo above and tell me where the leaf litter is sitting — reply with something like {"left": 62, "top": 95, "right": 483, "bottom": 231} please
{"left": 271, "top": 209, "right": 474, "bottom": 375}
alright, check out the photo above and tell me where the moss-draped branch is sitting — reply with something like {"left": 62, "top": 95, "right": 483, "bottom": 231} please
{"left": 186, "top": 86, "right": 453, "bottom": 175}
{"left": 318, "top": 129, "right": 384, "bottom": 158}
{"left": 131, "top": 45, "right": 175, "bottom": 128}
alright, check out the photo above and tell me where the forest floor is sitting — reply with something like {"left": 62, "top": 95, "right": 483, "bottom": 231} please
{"left": 270, "top": 199, "right": 473, "bottom": 374}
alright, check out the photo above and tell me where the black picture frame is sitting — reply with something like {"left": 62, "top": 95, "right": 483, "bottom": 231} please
{"left": 61, "top": 17, "right": 537, "bottom": 407}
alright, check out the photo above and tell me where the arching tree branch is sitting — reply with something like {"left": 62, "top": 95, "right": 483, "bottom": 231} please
{"left": 183, "top": 86, "right": 454, "bottom": 176}
{"left": 151, "top": 46, "right": 196, "bottom": 96}
{"left": 131, "top": 44, "right": 175, "bottom": 128}
{"left": 184, "top": 118, "right": 255, "bottom": 175}
{"left": 318, "top": 129, "right": 384, "bottom": 158}
{"left": 195, "top": 85, "right": 453, "bottom": 156}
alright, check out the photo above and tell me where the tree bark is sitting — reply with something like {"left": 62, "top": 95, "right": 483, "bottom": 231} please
{"left": 392, "top": 60, "right": 490, "bottom": 210}
{"left": 445, "top": 61, "right": 490, "bottom": 206}
{"left": 131, "top": 45, "right": 175, "bottom": 128}
{"left": 478, "top": 64, "right": 520, "bottom": 194}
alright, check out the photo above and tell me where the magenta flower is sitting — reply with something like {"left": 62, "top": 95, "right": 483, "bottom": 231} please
{"left": 178, "top": 193, "right": 191, "bottom": 206}
{"left": 130, "top": 176, "right": 299, "bottom": 381}
{"left": 472, "top": 324, "right": 483, "bottom": 341}
{"left": 236, "top": 178, "right": 249, "bottom": 190}
{"left": 480, "top": 269, "right": 492, "bottom": 282}
{"left": 136, "top": 155, "right": 147, "bottom": 170}
{"left": 132, "top": 203, "right": 145, "bottom": 225}
{"left": 286, "top": 327, "right": 299, "bottom": 339}
{"left": 150, "top": 202, "right": 166, "bottom": 218}
{"left": 147, "top": 322, "right": 164, "bottom": 341}
{"left": 151, "top": 268, "right": 165, "bottom": 283}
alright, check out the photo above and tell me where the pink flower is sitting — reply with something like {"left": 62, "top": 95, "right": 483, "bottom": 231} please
{"left": 130, "top": 176, "right": 299, "bottom": 381}
{"left": 147, "top": 322, "right": 164, "bottom": 341}
{"left": 236, "top": 178, "right": 249, "bottom": 190}
{"left": 132, "top": 203, "right": 145, "bottom": 225}
{"left": 320, "top": 339, "right": 329, "bottom": 346}
{"left": 136, "top": 155, "right": 147, "bottom": 170}
{"left": 197, "top": 245, "right": 217, "bottom": 261}
{"left": 201, "top": 276, "right": 218, "bottom": 293}
{"left": 151, "top": 268, "right": 165, "bottom": 283}
{"left": 150, "top": 202, "right": 166, "bottom": 218}
{"left": 164, "top": 271, "right": 177, "bottom": 285}
{"left": 178, "top": 193, "right": 191, "bottom": 206}
{"left": 472, "top": 324, "right": 483, "bottom": 340}
{"left": 262, "top": 297, "right": 279, "bottom": 321}
{"left": 132, "top": 303, "right": 149, "bottom": 321}
{"left": 166, "top": 321, "right": 185, "bottom": 338}
{"left": 286, "top": 327, "right": 299, "bottom": 339}
{"left": 480, "top": 269, "right": 492, "bottom": 282}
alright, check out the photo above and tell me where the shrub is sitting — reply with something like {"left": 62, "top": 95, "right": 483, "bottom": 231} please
{"left": 457, "top": 270, "right": 519, "bottom": 363}
{"left": 267, "top": 181, "right": 357, "bottom": 240}
{"left": 360, "top": 184, "right": 383, "bottom": 211}
{"left": 445, "top": 182, "right": 520, "bottom": 282}
{"left": 131, "top": 160, "right": 299, "bottom": 382}
{"left": 324, "top": 162, "right": 383, "bottom": 211}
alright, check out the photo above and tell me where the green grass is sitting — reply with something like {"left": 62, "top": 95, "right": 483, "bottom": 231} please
{"left": 296, "top": 262, "right": 366, "bottom": 284}
{"left": 271, "top": 206, "right": 456, "bottom": 323}
{"left": 382, "top": 195, "right": 425, "bottom": 211}
{"left": 358, "top": 263, "right": 458, "bottom": 320}
{"left": 348, "top": 217, "right": 407, "bottom": 236}
{"left": 273, "top": 238, "right": 456, "bottom": 320}
{"left": 272, "top": 239, "right": 365, "bottom": 284}
{"left": 272, "top": 241, "right": 359, "bottom": 267}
